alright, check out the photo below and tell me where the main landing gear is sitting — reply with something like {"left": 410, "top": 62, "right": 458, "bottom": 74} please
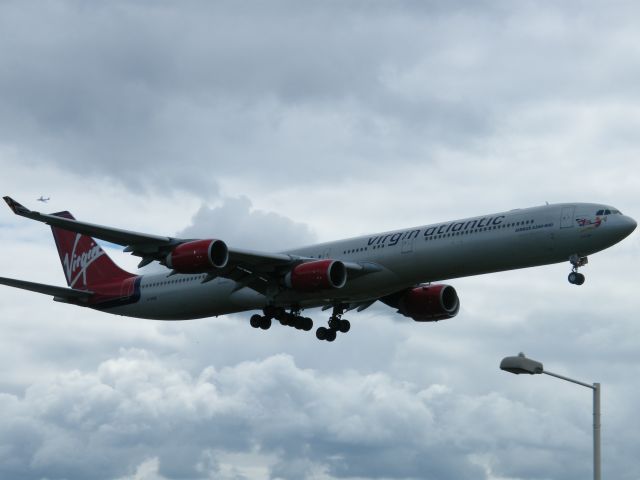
{"left": 250, "top": 305, "right": 353, "bottom": 342}
{"left": 250, "top": 306, "right": 313, "bottom": 332}
{"left": 315, "top": 305, "right": 351, "bottom": 342}
{"left": 568, "top": 254, "right": 588, "bottom": 285}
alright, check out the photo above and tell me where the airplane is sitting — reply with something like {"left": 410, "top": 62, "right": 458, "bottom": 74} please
{"left": 36, "top": 196, "right": 50, "bottom": 203}
{"left": 0, "top": 196, "right": 636, "bottom": 342}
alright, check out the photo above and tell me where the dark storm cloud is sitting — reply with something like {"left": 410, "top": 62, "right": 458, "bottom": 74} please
{"left": 9, "top": 0, "right": 627, "bottom": 191}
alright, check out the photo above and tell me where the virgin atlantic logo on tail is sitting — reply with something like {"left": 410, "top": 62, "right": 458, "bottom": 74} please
{"left": 62, "top": 234, "right": 105, "bottom": 288}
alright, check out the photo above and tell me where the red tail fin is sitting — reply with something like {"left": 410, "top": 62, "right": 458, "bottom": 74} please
{"left": 50, "top": 212, "right": 135, "bottom": 290}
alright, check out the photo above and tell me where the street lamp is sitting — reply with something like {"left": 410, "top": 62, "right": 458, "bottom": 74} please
{"left": 500, "top": 353, "right": 601, "bottom": 480}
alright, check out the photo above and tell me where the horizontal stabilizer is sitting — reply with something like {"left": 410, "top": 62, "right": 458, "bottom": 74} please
{"left": 0, "top": 276, "right": 93, "bottom": 302}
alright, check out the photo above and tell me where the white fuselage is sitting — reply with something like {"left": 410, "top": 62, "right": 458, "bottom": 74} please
{"left": 108, "top": 203, "right": 636, "bottom": 320}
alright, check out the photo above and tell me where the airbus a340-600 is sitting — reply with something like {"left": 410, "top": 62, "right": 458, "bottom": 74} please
{"left": 0, "top": 197, "right": 635, "bottom": 342}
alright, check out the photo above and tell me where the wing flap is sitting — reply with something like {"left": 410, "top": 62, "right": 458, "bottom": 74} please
{"left": 228, "top": 248, "right": 295, "bottom": 269}
{"left": 343, "top": 261, "right": 384, "bottom": 279}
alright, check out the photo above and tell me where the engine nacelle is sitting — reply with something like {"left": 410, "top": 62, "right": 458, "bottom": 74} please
{"left": 395, "top": 284, "right": 460, "bottom": 322}
{"left": 284, "top": 259, "right": 347, "bottom": 292}
{"left": 165, "top": 239, "right": 229, "bottom": 273}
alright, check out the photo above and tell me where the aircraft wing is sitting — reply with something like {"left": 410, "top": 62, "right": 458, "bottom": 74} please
{"left": 0, "top": 276, "right": 93, "bottom": 302}
{"left": 3, "top": 196, "right": 379, "bottom": 295}
{"left": 4, "top": 196, "right": 179, "bottom": 251}
{"left": 5, "top": 195, "right": 288, "bottom": 258}
{"left": 2, "top": 197, "right": 300, "bottom": 294}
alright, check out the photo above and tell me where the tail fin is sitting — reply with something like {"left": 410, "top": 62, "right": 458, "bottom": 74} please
{"left": 50, "top": 211, "right": 135, "bottom": 290}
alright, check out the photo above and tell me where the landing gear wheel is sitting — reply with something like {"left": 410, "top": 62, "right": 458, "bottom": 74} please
{"left": 279, "top": 313, "right": 293, "bottom": 327}
{"left": 259, "top": 317, "right": 272, "bottom": 330}
{"left": 302, "top": 317, "right": 313, "bottom": 331}
{"left": 328, "top": 318, "right": 340, "bottom": 330}
{"left": 294, "top": 316, "right": 306, "bottom": 330}
{"left": 568, "top": 272, "right": 586, "bottom": 285}
{"left": 338, "top": 319, "right": 351, "bottom": 333}
{"left": 316, "top": 327, "right": 328, "bottom": 340}
{"left": 250, "top": 314, "right": 262, "bottom": 328}
{"left": 325, "top": 329, "right": 337, "bottom": 342}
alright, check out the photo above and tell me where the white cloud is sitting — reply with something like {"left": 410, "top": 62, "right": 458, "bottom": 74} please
{"left": 116, "top": 457, "right": 170, "bottom": 480}
{"left": 178, "top": 196, "right": 317, "bottom": 251}
{"left": 0, "top": 350, "right": 556, "bottom": 480}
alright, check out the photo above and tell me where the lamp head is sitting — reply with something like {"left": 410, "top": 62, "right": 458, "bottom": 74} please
{"left": 500, "top": 352, "right": 544, "bottom": 375}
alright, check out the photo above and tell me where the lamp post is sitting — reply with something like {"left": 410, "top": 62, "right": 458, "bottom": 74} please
{"left": 500, "top": 353, "right": 601, "bottom": 480}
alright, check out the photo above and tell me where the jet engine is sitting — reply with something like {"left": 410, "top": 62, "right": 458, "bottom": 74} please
{"left": 165, "top": 239, "right": 229, "bottom": 273}
{"left": 383, "top": 284, "right": 460, "bottom": 322}
{"left": 284, "top": 259, "right": 347, "bottom": 292}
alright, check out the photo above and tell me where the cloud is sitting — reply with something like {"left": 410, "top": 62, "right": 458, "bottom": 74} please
{"left": 6, "top": 1, "right": 640, "bottom": 196}
{"left": 2, "top": 349, "right": 576, "bottom": 480}
{"left": 116, "top": 458, "right": 170, "bottom": 480}
{"left": 178, "top": 196, "right": 316, "bottom": 250}
{"left": 2, "top": 341, "right": 617, "bottom": 479}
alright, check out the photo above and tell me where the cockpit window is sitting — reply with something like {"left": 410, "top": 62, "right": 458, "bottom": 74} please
{"left": 597, "top": 208, "right": 622, "bottom": 216}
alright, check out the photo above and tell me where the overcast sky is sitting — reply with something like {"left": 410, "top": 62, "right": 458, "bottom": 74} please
{"left": 1, "top": 1, "right": 639, "bottom": 479}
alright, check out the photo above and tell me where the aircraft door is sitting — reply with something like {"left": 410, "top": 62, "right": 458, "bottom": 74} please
{"left": 401, "top": 237, "right": 414, "bottom": 254}
{"left": 560, "top": 206, "right": 575, "bottom": 228}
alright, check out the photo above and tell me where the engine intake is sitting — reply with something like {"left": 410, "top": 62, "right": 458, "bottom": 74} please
{"left": 165, "top": 239, "right": 229, "bottom": 273}
{"left": 384, "top": 284, "right": 460, "bottom": 322}
{"left": 285, "top": 259, "right": 347, "bottom": 292}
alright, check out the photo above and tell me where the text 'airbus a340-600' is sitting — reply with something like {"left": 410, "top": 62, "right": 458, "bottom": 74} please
{"left": 0, "top": 197, "right": 635, "bottom": 342}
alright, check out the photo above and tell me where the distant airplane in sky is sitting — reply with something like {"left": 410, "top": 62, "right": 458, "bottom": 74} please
{"left": 0, "top": 196, "right": 636, "bottom": 342}
{"left": 36, "top": 196, "right": 50, "bottom": 202}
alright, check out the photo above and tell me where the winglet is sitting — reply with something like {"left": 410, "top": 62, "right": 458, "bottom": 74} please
{"left": 3, "top": 196, "right": 31, "bottom": 216}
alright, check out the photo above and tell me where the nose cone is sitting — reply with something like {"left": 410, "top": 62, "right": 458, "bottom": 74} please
{"left": 618, "top": 215, "right": 637, "bottom": 239}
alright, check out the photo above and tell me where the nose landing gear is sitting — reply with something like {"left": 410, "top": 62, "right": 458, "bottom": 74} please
{"left": 568, "top": 271, "right": 585, "bottom": 285}
{"left": 568, "top": 254, "right": 588, "bottom": 285}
